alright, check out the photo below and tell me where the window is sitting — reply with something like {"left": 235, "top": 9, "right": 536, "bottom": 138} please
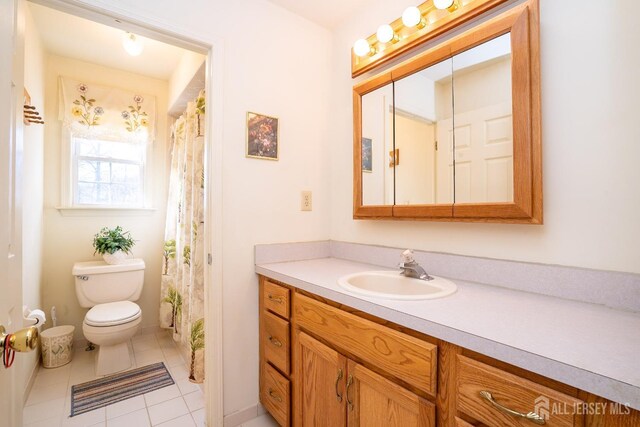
{"left": 72, "top": 137, "right": 146, "bottom": 207}
{"left": 58, "top": 77, "right": 157, "bottom": 210}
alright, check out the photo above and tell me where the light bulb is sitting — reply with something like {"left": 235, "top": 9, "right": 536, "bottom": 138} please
{"left": 433, "top": 0, "right": 454, "bottom": 10}
{"left": 376, "top": 24, "right": 395, "bottom": 44}
{"left": 122, "top": 33, "right": 144, "bottom": 56}
{"left": 354, "top": 39, "right": 373, "bottom": 57}
{"left": 402, "top": 6, "right": 423, "bottom": 28}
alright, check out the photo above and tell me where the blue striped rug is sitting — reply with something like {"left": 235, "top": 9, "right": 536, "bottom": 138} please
{"left": 70, "top": 362, "right": 174, "bottom": 416}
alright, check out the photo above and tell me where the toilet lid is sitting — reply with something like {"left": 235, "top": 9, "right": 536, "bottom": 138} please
{"left": 85, "top": 301, "right": 141, "bottom": 327}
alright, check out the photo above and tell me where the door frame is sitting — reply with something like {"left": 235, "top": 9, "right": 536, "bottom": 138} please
{"left": 1, "top": 0, "right": 25, "bottom": 424}
{"left": 18, "top": 1, "right": 225, "bottom": 425}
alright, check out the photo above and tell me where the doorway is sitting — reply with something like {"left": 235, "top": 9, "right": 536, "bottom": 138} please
{"left": 1, "top": 0, "right": 222, "bottom": 425}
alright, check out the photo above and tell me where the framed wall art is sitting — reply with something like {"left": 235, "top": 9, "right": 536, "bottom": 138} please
{"left": 246, "top": 111, "right": 279, "bottom": 160}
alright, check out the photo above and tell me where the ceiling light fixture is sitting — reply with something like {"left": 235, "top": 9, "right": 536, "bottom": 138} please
{"left": 354, "top": 39, "right": 376, "bottom": 57}
{"left": 376, "top": 24, "right": 398, "bottom": 44}
{"left": 352, "top": 0, "right": 502, "bottom": 77}
{"left": 433, "top": 0, "right": 457, "bottom": 11}
{"left": 402, "top": 6, "right": 426, "bottom": 29}
{"left": 122, "top": 32, "right": 144, "bottom": 57}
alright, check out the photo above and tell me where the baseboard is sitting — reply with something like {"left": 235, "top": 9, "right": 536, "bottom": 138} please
{"left": 257, "top": 402, "right": 267, "bottom": 416}
{"left": 223, "top": 403, "right": 261, "bottom": 427}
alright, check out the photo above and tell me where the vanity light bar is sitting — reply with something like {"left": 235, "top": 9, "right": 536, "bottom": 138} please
{"left": 351, "top": 0, "right": 509, "bottom": 78}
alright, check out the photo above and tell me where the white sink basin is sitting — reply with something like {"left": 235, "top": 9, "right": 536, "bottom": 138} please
{"left": 337, "top": 270, "right": 457, "bottom": 300}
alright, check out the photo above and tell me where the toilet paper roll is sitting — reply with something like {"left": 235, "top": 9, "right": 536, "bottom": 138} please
{"left": 25, "top": 309, "right": 46, "bottom": 326}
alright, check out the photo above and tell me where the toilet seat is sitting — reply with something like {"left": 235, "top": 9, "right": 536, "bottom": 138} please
{"left": 85, "top": 301, "right": 141, "bottom": 327}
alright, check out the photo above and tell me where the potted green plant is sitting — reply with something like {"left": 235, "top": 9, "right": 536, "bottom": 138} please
{"left": 93, "top": 226, "right": 135, "bottom": 265}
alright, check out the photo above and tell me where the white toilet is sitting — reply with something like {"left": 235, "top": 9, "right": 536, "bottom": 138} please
{"left": 72, "top": 259, "right": 145, "bottom": 376}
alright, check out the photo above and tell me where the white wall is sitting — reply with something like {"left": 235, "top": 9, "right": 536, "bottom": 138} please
{"left": 73, "top": 0, "right": 333, "bottom": 417}
{"left": 65, "top": 0, "right": 640, "bottom": 420}
{"left": 214, "top": 4, "right": 332, "bottom": 415}
{"left": 41, "top": 55, "right": 170, "bottom": 341}
{"left": 168, "top": 50, "right": 206, "bottom": 110}
{"left": 21, "top": 4, "right": 45, "bottom": 400}
{"left": 330, "top": 0, "right": 640, "bottom": 275}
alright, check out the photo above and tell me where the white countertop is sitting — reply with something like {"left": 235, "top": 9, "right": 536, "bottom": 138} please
{"left": 256, "top": 257, "right": 640, "bottom": 410}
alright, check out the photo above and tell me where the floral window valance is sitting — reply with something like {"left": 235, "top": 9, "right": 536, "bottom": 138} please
{"left": 58, "top": 77, "right": 156, "bottom": 144}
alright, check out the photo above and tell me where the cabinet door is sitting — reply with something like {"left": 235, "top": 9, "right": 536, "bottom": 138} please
{"left": 294, "top": 331, "right": 347, "bottom": 427}
{"left": 346, "top": 360, "right": 435, "bottom": 427}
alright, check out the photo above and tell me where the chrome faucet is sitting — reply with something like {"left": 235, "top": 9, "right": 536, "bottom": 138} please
{"left": 398, "top": 249, "right": 433, "bottom": 281}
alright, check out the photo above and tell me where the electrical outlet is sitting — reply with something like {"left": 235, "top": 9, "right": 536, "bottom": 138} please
{"left": 301, "top": 191, "right": 312, "bottom": 211}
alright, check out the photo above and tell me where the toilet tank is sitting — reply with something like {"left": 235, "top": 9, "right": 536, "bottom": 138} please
{"left": 72, "top": 259, "right": 145, "bottom": 308}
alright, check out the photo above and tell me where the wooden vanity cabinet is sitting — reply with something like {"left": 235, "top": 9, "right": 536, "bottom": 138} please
{"left": 259, "top": 277, "right": 292, "bottom": 426}
{"left": 293, "top": 312, "right": 436, "bottom": 427}
{"left": 346, "top": 359, "right": 436, "bottom": 426}
{"left": 293, "top": 293, "right": 437, "bottom": 396}
{"left": 258, "top": 275, "right": 640, "bottom": 427}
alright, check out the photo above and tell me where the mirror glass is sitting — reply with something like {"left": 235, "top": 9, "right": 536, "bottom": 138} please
{"left": 358, "top": 33, "right": 515, "bottom": 208}
{"left": 394, "top": 58, "right": 454, "bottom": 205}
{"left": 354, "top": 2, "right": 541, "bottom": 223}
{"left": 451, "top": 33, "right": 513, "bottom": 203}
{"left": 361, "top": 83, "right": 394, "bottom": 206}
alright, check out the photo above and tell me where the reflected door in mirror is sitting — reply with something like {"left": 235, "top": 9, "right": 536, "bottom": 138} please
{"left": 452, "top": 33, "right": 513, "bottom": 204}
{"left": 361, "top": 84, "right": 394, "bottom": 206}
{"left": 394, "top": 58, "right": 454, "bottom": 205}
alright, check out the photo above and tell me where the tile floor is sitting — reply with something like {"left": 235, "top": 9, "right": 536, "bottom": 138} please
{"left": 242, "top": 414, "right": 278, "bottom": 427}
{"left": 24, "top": 329, "right": 279, "bottom": 427}
{"left": 24, "top": 330, "right": 206, "bottom": 427}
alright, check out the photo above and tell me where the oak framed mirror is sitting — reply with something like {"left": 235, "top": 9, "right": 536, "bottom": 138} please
{"left": 353, "top": 0, "right": 541, "bottom": 223}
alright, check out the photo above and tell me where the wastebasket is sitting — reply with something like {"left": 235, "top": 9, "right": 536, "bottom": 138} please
{"left": 40, "top": 325, "right": 75, "bottom": 368}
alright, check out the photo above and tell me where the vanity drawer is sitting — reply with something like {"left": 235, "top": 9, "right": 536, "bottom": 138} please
{"left": 293, "top": 293, "right": 437, "bottom": 395}
{"left": 261, "top": 362, "right": 290, "bottom": 427}
{"left": 457, "top": 356, "right": 584, "bottom": 427}
{"left": 263, "top": 279, "right": 290, "bottom": 319}
{"left": 262, "top": 310, "right": 290, "bottom": 374}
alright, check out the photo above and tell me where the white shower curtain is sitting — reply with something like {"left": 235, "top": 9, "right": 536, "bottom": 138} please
{"left": 159, "top": 90, "right": 205, "bottom": 383}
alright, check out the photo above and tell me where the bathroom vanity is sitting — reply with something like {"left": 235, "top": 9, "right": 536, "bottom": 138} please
{"left": 255, "top": 243, "right": 640, "bottom": 427}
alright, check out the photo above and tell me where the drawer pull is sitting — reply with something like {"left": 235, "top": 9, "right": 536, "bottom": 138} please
{"left": 268, "top": 335, "right": 283, "bottom": 347}
{"left": 268, "top": 388, "right": 282, "bottom": 402}
{"left": 268, "top": 294, "right": 284, "bottom": 304}
{"left": 346, "top": 374, "right": 354, "bottom": 411}
{"left": 335, "top": 368, "right": 344, "bottom": 402}
{"left": 479, "top": 391, "right": 546, "bottom": 425}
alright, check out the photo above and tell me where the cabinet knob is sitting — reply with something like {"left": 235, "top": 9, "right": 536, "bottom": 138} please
{"left": 268, "top": 335, "right": 282, "bottom": 347}
{"left": 268, "top": 388, "right": 282, "bottom": 402}
{"left": 268, "top": 294, "right": 283, "bottom": 304}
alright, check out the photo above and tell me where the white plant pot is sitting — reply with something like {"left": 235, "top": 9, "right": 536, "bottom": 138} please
{"left": 103, "top": 250, "right": 128, "bottom": 265}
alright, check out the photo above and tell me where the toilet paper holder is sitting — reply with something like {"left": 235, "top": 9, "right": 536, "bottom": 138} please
{"left": 23, "top": 306, "right": 46, "bottom": 327}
